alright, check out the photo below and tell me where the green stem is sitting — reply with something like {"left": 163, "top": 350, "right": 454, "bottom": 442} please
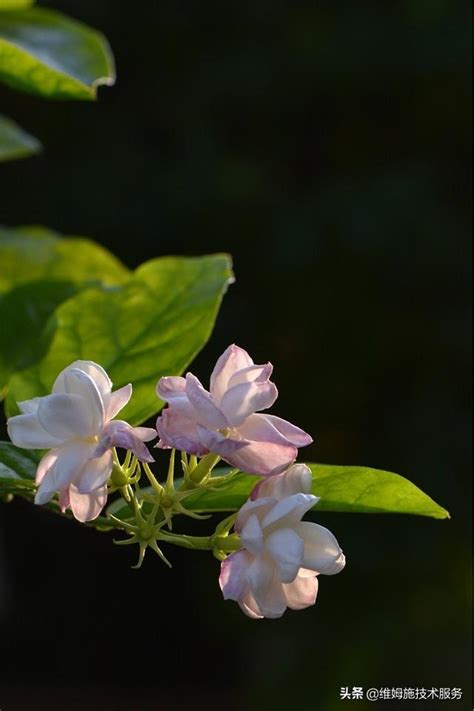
{"left": 184, "top": 453, "right": 221, "bottom": 487}
{"left": 158, "top": 531, "right": 241, "bottom": 553}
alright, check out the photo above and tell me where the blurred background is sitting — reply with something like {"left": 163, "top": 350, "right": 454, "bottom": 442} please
{"left": 0, "top": 1, "right": 471, "bottom": 709}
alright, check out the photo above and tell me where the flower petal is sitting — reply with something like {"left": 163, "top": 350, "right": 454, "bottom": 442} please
{"left": 252, "top": 463, "right": 314, "bottom": 500}
{"left": 185, "top": 374, "right": 228, "bottom": 429}
{"left": 210, "top": 344, "right": 254, "bottom": 405}
{"left": 49, "top": 442, "right": 96, "bottom": 491}
{"left": 227, "top": 363, "right": 273, "bottom": 389}
{"left": 104, "top": 383, "right": 132, "bottom": 421}
{"left": 219, "top": 550, "right": 252, "bottom": 600}
{"left": 248, "top": 557, "right": 288, "bottom": 619}
{"left": 209, "top": 434, "right": 297, "bottom": 476}
{"left": 17, "top": 397, "right": 42, "bottom": 415}
{"left": 296, "top": 522, "right": 346, "bottom": 575}
{"left": 54, "top": 361, "right": 111, "bottom": 399}
{"left": 240, "top": 514, "right": 264, "bottom": 555}
{"left": 96, "top": 421, "right": 154, "bottom": 463}
{"left": 196, "top": 426, "right": 249, "bottom": 460}
{"left": 235, "top": 497, "right": 275, "bottom": 533}
{"left": 157, "top": 377, "right": 195, "bottom": 418}
{"left": 220, "top": 381, "right": 278, "bottom": 427}
{"left": 260, "top": 414, "right": 313, "bottom": 447}
{"left": 58, "top": 487, "right": 70, "bottom": 513}
{"left": 157, "top": 409, "right": 208, "bottom": 456}
{"left": 238, "top": 592, "right": 264, "bottom": 619}
{"left": 76, "top": 451, "right": 113, "bottom": 494}
{"left": 265, "top": 528, "right": 304, "bottom": 583}
{"left": 7, "top": 413, "right": 63, "bottom": 449}
{"left": 51, "top": 367, "right": 105, "bottom": 432}
{"left": 282, "top": 572, "right": 319, "bottom": 610}
{"left": 261, "top": 493, "right": 317, "bottom": 530}
{"left": 35, "top": 449, "right": 59, "bottom": 484}
{"left": 68, "top": 484, "right": 107, "bottom": 522}
{"left": 37, "top": 393, "right": 102, "bottom": 440}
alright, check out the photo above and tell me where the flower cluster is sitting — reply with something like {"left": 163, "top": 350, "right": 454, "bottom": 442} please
{"left": 7, "top": 345, "right": 345, "bottom": 618}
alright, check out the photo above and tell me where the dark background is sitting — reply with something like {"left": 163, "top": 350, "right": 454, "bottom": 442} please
{"left": 0, "top": 1, "right": 471, "bottom": 709}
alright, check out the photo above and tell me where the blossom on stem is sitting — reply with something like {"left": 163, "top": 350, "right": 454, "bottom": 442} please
{"left": 7, "top": 361, "right": 156, "bottom": 522}
{"left": 156, "top": 344, "right": 312, "bottom": 476}
{"left": 219, "top": 464, "right": 345, "bottom": 619}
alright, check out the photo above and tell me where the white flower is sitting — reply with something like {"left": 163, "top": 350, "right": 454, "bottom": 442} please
{"left": 219, "top": 464, "right": 345, "bottom": 619}
{"left": 7, "top": 361, "right": 156, "bottom": 522}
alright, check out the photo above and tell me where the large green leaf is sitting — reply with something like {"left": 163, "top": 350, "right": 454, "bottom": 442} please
{"left": 0, "top": 1, "right": 35, "bottom": 10}
{"left": 109, "top": 464, "right": 448, "bottom": 520}
{"left": 0, "top": 441, "right": 37, "bottom": 499}
{"left": 0, "top": 225, "right": 128, "bottom": 294}
{"left": 0, "top": 280, "right": 79, "bottom": 398}
{"left": 0, "top": 226, "right": 129, "bottom": 397}
{"left": 0, "top": 112, "right": 41, "bottom": 161}
{"left": 6, "top": 255, "right": 234, "bottom": 424}
{"left": 0, "top": 8, "right": 115, "bottom": 100}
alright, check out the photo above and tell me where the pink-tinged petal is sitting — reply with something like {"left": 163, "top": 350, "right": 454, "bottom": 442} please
{"left": 196, "top": 426, "right": 248, "bottom": 460}
{"left": 295, "top": 522, "right": 346, "bottom": 575}
{"left": 76, "top": 451, "right": 113, "bottom": 494}
{"left": 35, "top": 473, "right": 59, "bottom": 506}
{"left": 238, "top": 590, "right": 264, "bottom": 619}
{"left": 247, "top": 554, "right": 274, "bottom": 601}
{"left": 227, "top": 363, "right": 273, "bottom": 389}
{"left": 265, "top": 528, "right": 304, "bottom": 583}
{"left": 51, "top": 368, "right": 105, "bottom": 431}
{"left": 104, "top": 384, "right": 132, "bottom": 421}
{"left": 17, "top": 397, "right": 42, "bottom": 415}
{"left": 37, "top": 392, "right": 102, "bottom": 440}
{"left": 48, "top": 442, "right": 96, "bottom": 491}
{"left": 157, "top": 377, "right": 195, "bottom": 418}
{"left": 132, "top": 427, "right": 157, "bottom": 442}
{"left": 261, "top": 493, "right": 317, "bottom": 530}
{"left": 240, "top": 514, "right": 264, "bottom": 555}
{"left": 7, "top": 413, "right": 63, "bottom": 450}
{"left": 211, "top": 436, "right": 297, "bottom": 476}
{"left": 252, "top": 463, "right": 314, "bottom": 500}
{"left": 219, "top": 550, "right": 252, "bottom": 600}
{"left": 35, "top": 450, "right": 59, "bottom": 485}
{"left": 185, "top": 374, "right": 228, "bottom": 429}
{"left": 248, "top": 558, "right": 288, "bottom": 619}
{"left": 210, "top": 344, "right": 254, "bottom": 405}
{"left": 68, "top": 484, "right": 107, "bottom": 522}
{"left": 261, "top": 414, "right": 313, "bottom": 447}
{"left": 283, "top": 572, "right": 319, "bottom": 610}
{"left": 58, "top": 487, "right": 70, "bottom": 513}
{"left": 235, "top": 497, "right": 275, "bottom": 533}
{"left": 239, "top": 414, "right": 312, "bottom": 451}
{"left": 96, "top": 421, "right": 154, "bottom": 463}
{"left": 220, "top": 381, "right": 278, "bottom": 427}
{"left": 54, "top": 361, "right": 112, "bottom": 398}
{"left": 157, "top": 409, "right": 208, "bottom": 456}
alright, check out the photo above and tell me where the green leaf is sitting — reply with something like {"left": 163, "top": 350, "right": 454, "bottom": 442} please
{"left": 0, "top": 226, "right": 129, "bottom": 397}
{"left": 0, "top": 225, "right": 128, "bottom": 294}
{"left": 131, "top": 463, "right": 448, "bottom": 520}
{"left": 0, "top": 280, "right": 79, "bottom": 398}
{"left": 0, "top": 441, "right": 37, "bottom": 499}
{"left": 0, "top": 1, "right": 35, "bottom": 10}
{"left": 0, "top": 8, "right": 115, "bottom": 100}
{"left": 0, "top": 112, "right": 41, "bottom": 161}
{"left": 6, "top": 255, "right": 234, "bottom": 423}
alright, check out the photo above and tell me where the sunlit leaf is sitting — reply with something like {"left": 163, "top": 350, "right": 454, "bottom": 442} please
{"left": 0, "top": 1, "right": 35, "bottom": 10}
{"left": 0, "top": 8, "right": 115, "bottom": 100}
{"left": 6, "top": 255, "right": 234, "bottom": 424}
{"left": 0, "top": 112, "right": 41, "bottom": 161}
{"left": 0, "top": 226, "right": 129, "bottom": 397}
{"left": 0, "top": 225, "right": 128, "bottom": 294}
